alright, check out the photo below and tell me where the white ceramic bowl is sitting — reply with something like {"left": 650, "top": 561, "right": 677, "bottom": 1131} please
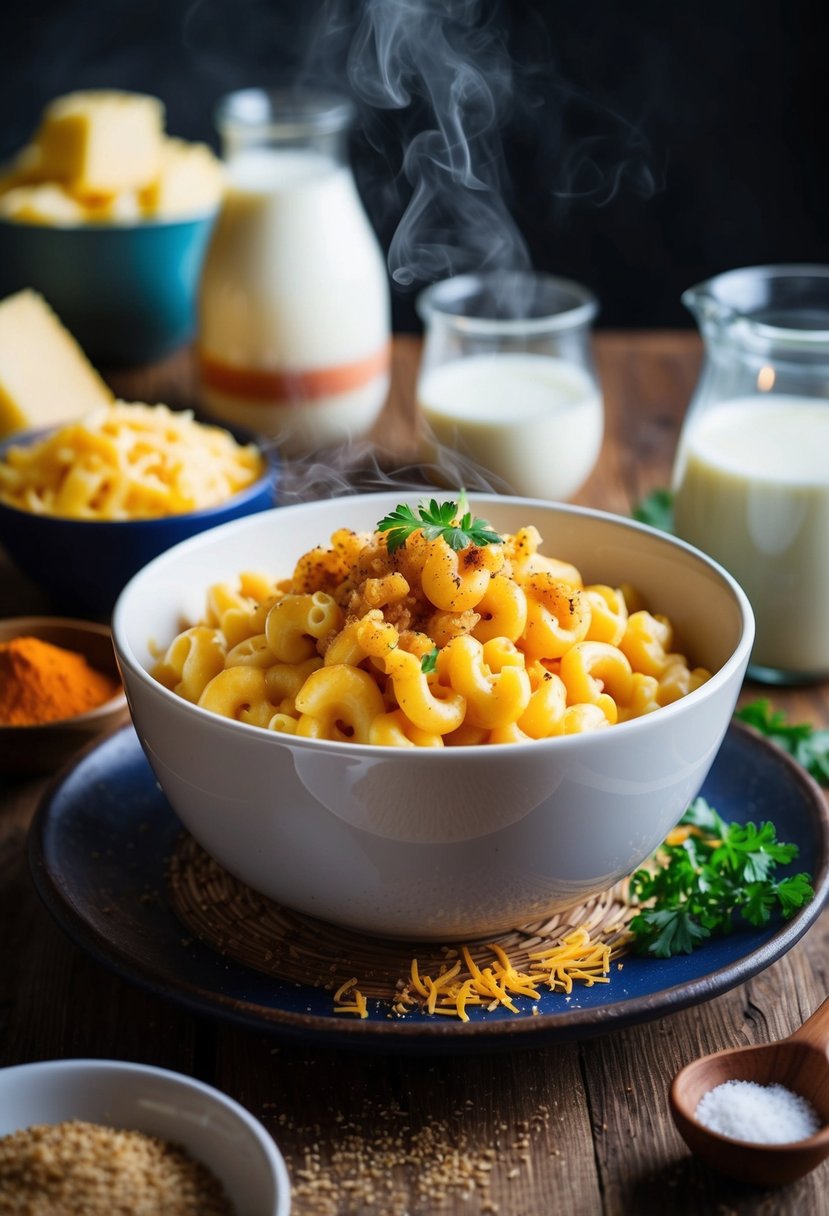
{"left": 0, "top": 1058, "right": 290, "bottom": 1216}
{"left": 112, "top": 493, "right": 754, "bottom": 940}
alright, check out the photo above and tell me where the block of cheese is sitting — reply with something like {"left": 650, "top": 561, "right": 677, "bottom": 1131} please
{"left": 139, "top": 137, "right": 225, "bottom": 218}
{"left": 33, "top": 90, "right": 165, "bottom": 195}
{"left": 0, "top": 290, "right": 113, "bottom": 439}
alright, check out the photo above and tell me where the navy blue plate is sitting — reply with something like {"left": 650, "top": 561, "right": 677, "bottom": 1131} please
{"left": 28, "top": 723, "right": 829, "bottom": 1053}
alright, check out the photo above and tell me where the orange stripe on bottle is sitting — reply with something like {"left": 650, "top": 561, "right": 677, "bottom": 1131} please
{"left": 198, "top": 344, "right": 391, "bottom": 403}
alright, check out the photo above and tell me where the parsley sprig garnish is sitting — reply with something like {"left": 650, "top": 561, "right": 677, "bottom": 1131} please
{"left": 735, "top": 699, "right": 829, "bottom": 786}
{"left": 628, "top": 797, "right": 814, "bottom": 958}
{"left": 377, "top": 497, "right": 502, "bottom": 554}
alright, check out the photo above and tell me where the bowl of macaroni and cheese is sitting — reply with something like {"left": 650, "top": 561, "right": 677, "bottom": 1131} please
{"left": 0, "top": 403, "right": 277, "bottom": 616}
{"left": 111, "top": 492, "right": 754, "bottom": 940}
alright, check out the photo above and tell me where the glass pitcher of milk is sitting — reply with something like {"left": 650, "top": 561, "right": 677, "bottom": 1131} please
{"left": 672, "top": 264, "right": 829, "bottom": 684}
{"left": 197, "top": 88, "right": 391, "bottom": 457}
{"left": 416, "top": 271, "right": 603, "bottom": 501}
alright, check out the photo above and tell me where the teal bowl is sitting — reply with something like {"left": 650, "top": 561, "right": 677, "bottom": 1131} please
{"left": 0, "top": 212, "right": 216, "bottom": 366}
{"left": 0, "top": 424, "right": 279, "bottom": 618}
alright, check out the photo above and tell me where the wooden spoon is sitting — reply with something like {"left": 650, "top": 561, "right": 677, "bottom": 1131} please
{"left": 669, "top": 995, "right": 829, "bottom": 1186}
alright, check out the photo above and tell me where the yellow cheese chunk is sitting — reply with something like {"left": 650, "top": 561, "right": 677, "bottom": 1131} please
{"left": 34, "top": 90, "right": 165, "bottom": 194}
{"left": 139, "top": 137, "right": 224, "bottom": 218}
{"left": 0, "top": 290, "right": 114, "bottom": 439}
{"left": 0, "top": 183, "right": 88, "bottom": 226}
{"left": 77, "top": 189, "right": 144, "bottom": 224}
{"left": 0, "top": 179, "right": 143, "bottom": 226}
{"left": 1, "top": 95, "right": 221, "bottom": 225}
{"left": 0, "top": 145, "right": 50, "bottom": 195}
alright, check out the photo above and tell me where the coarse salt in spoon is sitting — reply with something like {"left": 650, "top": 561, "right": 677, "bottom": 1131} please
{"left": 670, "top": 995, "right": 829, "bottom": 1186}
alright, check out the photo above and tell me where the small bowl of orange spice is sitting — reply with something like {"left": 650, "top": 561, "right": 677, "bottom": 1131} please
{"left": 0, "top": 616, "right": 128, "bottom": 775}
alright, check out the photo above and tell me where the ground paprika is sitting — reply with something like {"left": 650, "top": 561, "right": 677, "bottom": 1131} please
{"left": 0, "top": 635, "right": 120, "bottom": 725}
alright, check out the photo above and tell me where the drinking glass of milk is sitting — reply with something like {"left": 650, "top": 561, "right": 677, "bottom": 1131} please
{"left": 673, "top": 264, "right": 829, "bottom": 684}
{"left": 416, "top": 271, "right": 603, "bottom": 501}
{"left": 197, "top": 88, "right": 391, "bottom": 456}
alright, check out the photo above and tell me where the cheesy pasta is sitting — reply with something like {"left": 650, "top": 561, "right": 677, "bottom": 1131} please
{"left": 0, "top": 402, "right": 264, "bottom": 520}
{"left": 151, "top": 502, "right": 713, "bottom": 747}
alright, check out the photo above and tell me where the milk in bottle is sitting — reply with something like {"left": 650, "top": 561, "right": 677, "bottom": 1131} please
{"left": 198, "top": 89, "right": 391, "bottom": 456}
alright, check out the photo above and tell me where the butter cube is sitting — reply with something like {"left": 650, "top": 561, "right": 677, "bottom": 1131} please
{"left": 139, "top": 137, "right": 224, "bottom": 218}
{"left": 0, "top": 290, "right": 114, "bottom": 438}
{"left": 34, "top": 90, "right": 165, "bottom": 194}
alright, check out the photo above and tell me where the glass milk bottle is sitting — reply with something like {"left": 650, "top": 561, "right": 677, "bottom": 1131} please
{"left": 672, "top": 264, "right": 829, "bottom": 684}
{"left": 416, "top": 271, "right": 603, "bottom": 501}
{"left": 197, "top": 88, "right": 391, "bottom": 456}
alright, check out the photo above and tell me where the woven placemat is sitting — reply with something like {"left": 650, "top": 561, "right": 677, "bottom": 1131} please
{"left": 167, "top": 833, "right": 637, "bottom": 1006}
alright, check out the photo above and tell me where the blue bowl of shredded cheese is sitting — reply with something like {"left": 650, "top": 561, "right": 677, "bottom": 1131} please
{"left": 0, "top": 404, "right": 278, "bottom": 617}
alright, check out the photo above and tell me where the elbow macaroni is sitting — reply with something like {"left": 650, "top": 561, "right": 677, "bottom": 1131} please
{"left": 151, "top": 511, "right": 713, "bottom": 747}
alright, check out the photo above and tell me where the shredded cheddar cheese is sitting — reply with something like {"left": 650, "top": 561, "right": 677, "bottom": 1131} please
{"left": 332, "top": 976, "right": 369, "bottom": 1019}
{"left": 333, "top": 926, "right": 618, "bottom": 1022}
{"left": 528, "top": 928, "right": 612, "bottom": 994}
{"left": 0, "top": 402, "right": 264, "bottom": 520}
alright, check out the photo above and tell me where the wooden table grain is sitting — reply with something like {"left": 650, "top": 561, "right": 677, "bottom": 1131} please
{"left": 2, "top": 332, "right": 828, "bottom": 1216}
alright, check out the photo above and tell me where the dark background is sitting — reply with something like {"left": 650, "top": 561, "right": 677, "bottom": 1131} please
{"left": 2, "top": 0, "right": 826, "bottom": 333}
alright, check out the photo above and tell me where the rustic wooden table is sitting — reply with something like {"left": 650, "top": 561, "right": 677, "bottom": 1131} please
{"left": 2, "top": 332, "right": 828, "bottom": 1215}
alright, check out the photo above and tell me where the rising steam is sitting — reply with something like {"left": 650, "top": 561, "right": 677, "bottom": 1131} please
{"left": 182, "top": 0, "right": 659, "bottom": 297}
{"left": 347, "top": 0, "right": 530, "bottom": 288}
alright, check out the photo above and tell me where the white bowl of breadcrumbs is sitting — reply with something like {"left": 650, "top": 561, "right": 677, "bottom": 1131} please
{"left": 0, "top": 1058, "right": 290, "bottom": 1215}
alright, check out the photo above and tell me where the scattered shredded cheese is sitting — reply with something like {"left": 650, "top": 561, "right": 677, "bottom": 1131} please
{"left": 331, "top": 926, "right": 616, "bottom": 1022}
{"left": 528, "top": 927, "right": 612, "bottom": 995}
{"left": 332, "top": 976, "right": 369, "bottom": 1019}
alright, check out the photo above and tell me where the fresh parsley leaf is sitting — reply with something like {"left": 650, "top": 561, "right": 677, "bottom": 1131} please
{"left": 637, "top": 907, "right": 711, "bottom": 958}
{"left": 377, "top": 498, "right": 503, "bottom": 554}
{"left": 775, "top": 873, "right": 816, "bottom": 917}
{"left": 735, "top": 699, "right": 829, "bottom": 785}
{"left": 420, "top": 646, "right": 439, "bottom": 674}
{"left": 632, "top": 487, "right": 674, "bottom": 533}
{"left": 375, "top": 503, "right": 423, "bottom": 553}
{"left": 628, "top": 797, "right": 814, "bottom": 958}
{"left": 709, "top": 821, "right": 797, "bottom": 883}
